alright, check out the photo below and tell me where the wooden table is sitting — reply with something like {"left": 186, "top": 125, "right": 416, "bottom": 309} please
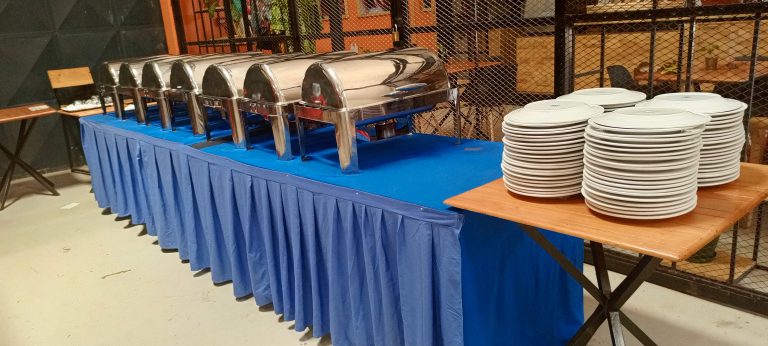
{"left": 445, "top": 163, "right": 768, "bottom": 345}
{"left": 0, "top": 103, "right": 60, "bottom": 210}
{"left": 445, "top": 60, "right": 504, "bottom": 74}
{"left": 635, "top": 61, "right": 768, "bottom": 84}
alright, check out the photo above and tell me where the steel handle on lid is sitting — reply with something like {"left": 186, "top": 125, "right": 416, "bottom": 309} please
{"left": 385, "top": 83, "right": 428, "bottom": 97}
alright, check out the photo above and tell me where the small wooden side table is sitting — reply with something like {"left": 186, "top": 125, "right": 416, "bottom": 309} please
{"left": 445, "top": 163, "right": 768, "bottom": 345}
{"left": 0, "top": 103, "right": 60, "bottom": 210}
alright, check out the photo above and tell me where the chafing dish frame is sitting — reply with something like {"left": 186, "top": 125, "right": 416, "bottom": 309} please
{"left": 293, "top": 88, "right": 460, "bottom": 173}
{"left": 198, "top": 53, "right": 304, "bottom": 148}
{"left": 236, "top": 52, "right": 356, "bottom": 160}
{"left": 167, "top": 53, "right": 265, "bottom": 137}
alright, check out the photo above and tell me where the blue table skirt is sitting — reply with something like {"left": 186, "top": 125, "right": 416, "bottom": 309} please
{"left": 81, "top": 113, "right": 583, "bottom": 345}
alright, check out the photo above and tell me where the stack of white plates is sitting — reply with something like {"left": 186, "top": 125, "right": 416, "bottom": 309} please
{"left": 637, "top": 92, "right": 747, "bottom": 186}
{"left": 583, "top": 108, "right": 711, "bottom": 219}
{"left": 501, "top": 100, "right": 604, "bottom": 198}
{"left": 558, "top": 87, "right": 647, "bottom": 112}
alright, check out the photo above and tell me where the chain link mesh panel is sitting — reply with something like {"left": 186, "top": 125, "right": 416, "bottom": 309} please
{"left": 402, "top": 0, "right": 556, "bottom": 141}
{"left": 569, "top": 0, "right": 768, "bottom": 308}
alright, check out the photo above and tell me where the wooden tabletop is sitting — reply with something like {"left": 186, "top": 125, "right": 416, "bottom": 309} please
{"left": 446, "top": 60, "right": 504, "bottom": 74}
{"left": 445, "top": 163, "right": 768, "bottom": 262}
{"left": 635, "top": 61, "right": 768, "bottom": 84}
{"left": 0, "top": 103, "right": 57, "bottom": 124}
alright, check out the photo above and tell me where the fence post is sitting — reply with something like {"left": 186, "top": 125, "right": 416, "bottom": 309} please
{"left": 554, "top": 0, "right": 573, "bottom": 96}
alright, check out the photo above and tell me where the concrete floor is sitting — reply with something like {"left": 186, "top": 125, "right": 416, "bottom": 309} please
{"left": 1, "top": 172, "right": 767, "bottom": 345}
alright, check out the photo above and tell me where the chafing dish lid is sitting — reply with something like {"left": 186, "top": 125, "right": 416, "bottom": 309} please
{"left": 201, "top": 53, "right": 304, "bottom": 99}
{"left": 242, "top": 51, "right": 356, "bottom": 104}
{"left": 300, "top": 47, "right": 449, "bottom": 110}
{"left": 119, "top": 55, "right": 184, "bottom": 88}
{"left": 141, "top": 55, "right": 222, "bottom": 90}
{"left": 169, "top": 53, "right": 263, "bottom": 93}
{"left": 96, "top": 55, "right": 170, "bottom": 87}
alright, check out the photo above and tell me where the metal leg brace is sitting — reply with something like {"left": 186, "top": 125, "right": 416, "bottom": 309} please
{"left": 0, "top": 119, "right": 59, "bottom": 210}
{"left": 519, "top": 225, "right": 662, "bottom": 346}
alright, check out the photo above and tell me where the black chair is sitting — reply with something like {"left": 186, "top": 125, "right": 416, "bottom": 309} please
{"left": 606, "top": 65, "right": 641, "bottom": 91}
{"left": 607, "top": 64, "right": 679, "bottom": 95}
{"left": 461, "top": 64, "right": 519, "bottom": 140}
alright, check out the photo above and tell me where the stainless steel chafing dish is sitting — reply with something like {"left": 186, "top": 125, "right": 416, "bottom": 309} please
{"left": 117, "top": 55, "right": 187, "bottom": 123}
{"left": 96, "top": 55, "right": 170, "bottom": 119}
{"left": 199, "top": 53, "right": 304, "bottom": 147}
{"left": 139, "top": 54, "right": 225, "bottom": 131}
{"left": 168, "top": 53, "right": 264, "bottom": 137}
{"left": 239, "top": 51, "right": 356, "bottom": 160}
{"left": 294, "top": 47, "right": 459, "bottom": 173}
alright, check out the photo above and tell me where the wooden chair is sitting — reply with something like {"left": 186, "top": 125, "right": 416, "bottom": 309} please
{"left": 46, "top": 67, "right": 97, "bottom": 175}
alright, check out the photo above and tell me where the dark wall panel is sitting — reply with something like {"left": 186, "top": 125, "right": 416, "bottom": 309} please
{"left": 0, "top": 0, "right": 167, "bottom": 178}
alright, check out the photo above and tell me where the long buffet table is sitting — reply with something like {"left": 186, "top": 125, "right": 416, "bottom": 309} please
{"left": 80, "top": 111, "right": 584, "bottom": 345}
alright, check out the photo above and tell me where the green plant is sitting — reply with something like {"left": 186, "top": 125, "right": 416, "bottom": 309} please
{"left": 206, "top": 0, "right": 242, "bottom": 23}
{"left": 704, "top": 44, "right": 720, "bottom": 57}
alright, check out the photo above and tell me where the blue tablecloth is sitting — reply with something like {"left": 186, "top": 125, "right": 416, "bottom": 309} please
{"left": 81, "top": 112, "right": 584, "bottom": 345}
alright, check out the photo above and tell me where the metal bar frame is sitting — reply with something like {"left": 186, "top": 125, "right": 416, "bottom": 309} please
{"left": 0, "top": 119, "right": 60, "bottom": 210}
{"left": 519, "top": 225, "right": 662, "bottom": 346}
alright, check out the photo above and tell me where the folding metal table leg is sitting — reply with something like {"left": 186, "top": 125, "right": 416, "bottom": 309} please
{"left": 0, "top": 119, "right": 59, "bottom": 210}
{"left": 519, "top": 225, "right": 662, "bottom": 346}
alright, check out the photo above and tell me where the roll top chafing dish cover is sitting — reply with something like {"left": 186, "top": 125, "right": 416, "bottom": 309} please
{"left": 238, "top": 51, "right": 356, "bottom": 161}
{"left": 199, "top": 53, "right": 305, "bottom": 149}
{"left": 294, "top": 47, "right": 455, "bottom": 174}
{"left": 96, "top": 55, "right": 171, "bottom": 119}
{"left": 169, "top": 53, "right": 264, "bottom": 95}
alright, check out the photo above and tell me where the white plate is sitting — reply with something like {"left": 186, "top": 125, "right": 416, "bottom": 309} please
{"left": 582, "top": 180, "right": 696, "bottom": 203}
{"left": 637, "top": 92, "right": 748, "bottom": 115}
{"left": 584, "top": 132, "right": 701, "bottom": 149}
{"left": 502, "top": 166, "right": 584, "bottom": 181}
{"left": 502, "top": 122, "right": 587, "bottom": 135}
{"left": 584, "top": 152, "right": 699, "bottom": 171}
{"left": 585, "top": 145, "right": 700, "bottom": 162}
{"left": 501, "top": 162, "right": 584, "bottom": 176}
{"left": 583, "top": 175, "right": 697, "bottom": 198}
{"left": 504, "top": 132, "right": 584, "bottom": 143}
{"left": 504, "top": 145, "right": 584, "bottom": 156}
{"left": 584, "top": 169, "right": 697, "bottom": 190}
{"left": 504, "top": 182, "right": 582, "bottom": 198}
{"left": 504, "top": 100, "right": 604, "bottom": 127}
{"left": 699, "top": 165, "right": 740, "bottom": 178}
{"left": 698, "top": 170, "right": 740, "bottom": 187}
{"left": 584, "top": 196, "right": 697, "bottom": 220}
{"left": 586, "top": 126, "right": 702, "bottom": 143}
{"left": 589, "top": 121, "right": 705, "bottom": 136}
{"left": 582, "top": 187, "right": 696, "bottom": 209}
{"left": 503, "top": 175, "right": 583, "bottom": 188}
{"left": 503, "top": 177, "right": 582, "bottom": 191}
{"left": 584, "top": 191, "right": 697, "bottom": 212}
{"left": 503, "top": 157, "right": 584, "bottom": 170}
{"left": 590, "top": 107, "right": 711, "bottom": 131}
{"left": 557, "top": 87, "right": 647, "bottom": 106}
{"left": 504, "top": 150, "right": 585, "bottom": 161}
{"left": 501, "top": 136, "right": 586, "bottom": 149}
{"left": 584, "top": 160, "right": 697, "bottom": 180}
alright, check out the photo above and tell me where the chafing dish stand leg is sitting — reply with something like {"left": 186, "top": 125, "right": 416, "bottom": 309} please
{"left": 133, "top": 90, "right": 147, "bottom": 124}
{"left": 116, "top": 93, "right": 126, "bottom": 120}
{"left": 190, "top": 95, "right": 207, "bottom": 137}
{"left": 99, "top": 92, "right": 108, "bottom": 115}
{"left": 270, "top": 114, "right": 293, "bottom": 160}
{"left": 450, "top": 88, "right": 462, "bottom": 144}
{"left": 227, "top": 98, "right": 251, "bottom": 149}
{"left": 297, "top": 118, "right": 308, "bottom": 161}
{"left": 158, "top": 97, "right": 173, "bottom": 131}
{"left": 336, "top": 117, "right": 359, "bottom": 174}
